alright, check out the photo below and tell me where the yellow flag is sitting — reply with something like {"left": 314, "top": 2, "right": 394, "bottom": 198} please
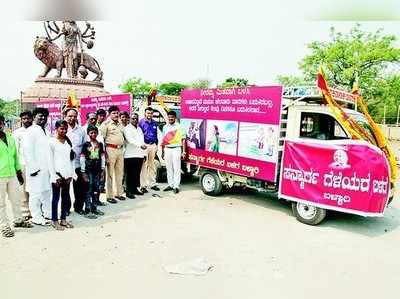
{"left": 67, "top": 90, "right": 79, "bottom": 108}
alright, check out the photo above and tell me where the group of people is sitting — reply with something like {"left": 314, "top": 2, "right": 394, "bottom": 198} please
{"left": 0, "top": 105, "right": 186, "bottom": 237}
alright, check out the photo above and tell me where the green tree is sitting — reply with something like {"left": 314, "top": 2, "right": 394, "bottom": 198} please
{"left": 278, "top": 24, "right": 400, "bottom": 123}
{"left": 276, "top": 75, "right": 313, "bottom": 86}
{"left": 300, "top": 24, "right": 400, "bottom": 90}
{"left": 218, "top": 78, "right": 250, "bottom": 88}
{"left": 188, "top": 78, "right": 212, "bottom": 89}
{"left": 119, "top": 77, "right": 154, "bottom": 98}
{"left": 366, "top": 75, "right": 400, "bottom": 123}
{"left": 158, "top": 82, "right": 187, "bottom": 96}
{"left": 0, "top": 99, "right": 18, "bottom": 118}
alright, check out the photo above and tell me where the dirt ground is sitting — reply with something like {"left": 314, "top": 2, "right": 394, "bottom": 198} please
{"left": 1, "top": 140, "right": 399, "bottom": 299}
{"left": 1, "top": 171, "right": 399, "bottom": 299}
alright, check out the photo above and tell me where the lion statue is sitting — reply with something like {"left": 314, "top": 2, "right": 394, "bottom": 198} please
{"left": 34, "top": 36, "right": 103, "bottom": 81}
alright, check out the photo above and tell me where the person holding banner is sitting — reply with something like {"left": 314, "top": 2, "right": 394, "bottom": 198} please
{"left": 100, "top": 105, "right": 125, "bottom": 203}
{"left": 23, "top": 108, "right": 53, "bottom": 226}
{"left": 161, "top": 111, "right": 186, "bottom": 194}
{"left": 139, "top": 107, "right": 160, "bottom": 193}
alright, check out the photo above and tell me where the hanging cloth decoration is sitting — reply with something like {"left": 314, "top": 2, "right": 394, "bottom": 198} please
{"left": 352, "top": 82, "right": 398, "bottom": 184}
{"left": 317, "top": 67, "right": 374, "bottom": 143}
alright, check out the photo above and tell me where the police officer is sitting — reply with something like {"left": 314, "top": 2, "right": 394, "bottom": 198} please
{"left": 99, "top": 106, "right": 125, "bottom": 203}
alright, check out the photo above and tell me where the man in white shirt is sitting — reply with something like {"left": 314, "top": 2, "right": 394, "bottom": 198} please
{"left": 123, "top": 113, "right": 147, "bottom": 198}
{"left": 23, "top": 108, "right": 53, "bottom": 225}
{"left": 13, "top": 111, "right": 33, "bottom": 220}
{"left": 120, "top": 111, "right": 130, "bottom": 193}
{"left": 64, "top": 108, "right": 86, "bottom": 214}
{"left": 161, "top": 110, "right": 186, "bottom": 194}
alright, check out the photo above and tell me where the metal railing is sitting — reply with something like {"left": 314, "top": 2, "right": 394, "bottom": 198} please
{"left": 283, "top": 85, "right": 356, "bottom": 105}
{"left": 380, "top": 125, "right": 400, "bottom": 141}
{"left": 283, "top": 86, "right": 320, "bottom": 98}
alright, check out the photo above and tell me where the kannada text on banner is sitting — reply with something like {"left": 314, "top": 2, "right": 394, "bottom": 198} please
{"left": 80, "top": 93, "right": 131, "bottom": 125}
{"left": 181, "top": 86, "right": 283, "bottom": 182}
{"left": 279, "top": 140, "right": 390, "bottom": 216}
{"left": 181, "top": 86, "right": 282, "bottom": 124}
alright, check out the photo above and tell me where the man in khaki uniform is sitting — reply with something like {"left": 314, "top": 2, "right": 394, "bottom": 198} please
{"left": 99, "top": 106, "right": 125, "bottom": 204}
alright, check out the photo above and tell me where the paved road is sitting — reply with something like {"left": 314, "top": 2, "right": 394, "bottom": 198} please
{"left": 1, "top": 176, "right": 399, "bottom": 299}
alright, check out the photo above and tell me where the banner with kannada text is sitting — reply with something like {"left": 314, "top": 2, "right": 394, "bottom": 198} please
{"left": 181, "top": 86, "right": 283, "bottom": 182}
{"left": 80, "top": 93, "right": 132, "bottom": 125}
{"left": 279, "top": 139, "right": 390, "bottom": 216}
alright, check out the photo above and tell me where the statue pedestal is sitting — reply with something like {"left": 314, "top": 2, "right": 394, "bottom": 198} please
{"left": 22, "top": 77, "right": 110, "bottom": 109}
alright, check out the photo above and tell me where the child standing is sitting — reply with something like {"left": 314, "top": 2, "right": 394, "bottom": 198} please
{"left": 49, "top": 120, "right": 76, "bottom": 230}
{"left": 80, "top": 125, "right": 105, "bottom": 219}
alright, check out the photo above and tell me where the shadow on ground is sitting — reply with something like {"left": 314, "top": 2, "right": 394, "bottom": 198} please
{"left": 19, "top": 172, "right": 400, "bottom": 237}
{"left": 207, "top": 180, "right": 400, "bottom": 238}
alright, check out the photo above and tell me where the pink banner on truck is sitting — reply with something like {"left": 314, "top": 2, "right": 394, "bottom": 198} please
{"left": 181, "top": 86, "right": 282, "bottom": 124}
{"left": 188, "top": 148, "right": 277, "bottom": 179}
{"left": 279, "top": 140, "right": 391, "bottom": 216}
{"left": 181, "top": 86, "right": 283, "bottom": 182}
{"left": 80, "top": 93, "right": 131, "bottom": 125}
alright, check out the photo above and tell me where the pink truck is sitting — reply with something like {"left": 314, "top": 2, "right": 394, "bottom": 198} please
{"left": 180, "top": 86, "right": 394, "bottom": 225}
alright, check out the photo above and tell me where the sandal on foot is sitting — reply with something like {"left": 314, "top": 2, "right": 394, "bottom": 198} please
{"left": 84, "top": 213, "right": 98, "bottom": 219}
{"left": 32, "top": 219, "right": 51, "bottom": 226}
{"left": 92, "top": 209, "right": 104, "bottom": 216}
{"left": 14, "top": 220, "right": 34, "bottom": 228}
{"left": 51, "top": 221, "right": 65, "bottom": 231}
{"left": 107, "top": 198, "right": 118, "bottom": 204}
{"left": 1, "top": 226, "right": 15, "bottom": 237}
{"left": 60, "top": 221, "right": 74, "bottom": 228}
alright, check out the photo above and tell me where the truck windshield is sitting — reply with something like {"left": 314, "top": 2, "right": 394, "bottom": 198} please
{"left": 349, "top": 113, "right": 378, "bottom": 146}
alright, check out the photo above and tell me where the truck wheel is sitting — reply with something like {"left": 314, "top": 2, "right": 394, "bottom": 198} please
{"left": 200, "top": 171, "right": 223, "bottom": 196}
{"left": 291, "top": 202, "right": 326, "bottom": 225}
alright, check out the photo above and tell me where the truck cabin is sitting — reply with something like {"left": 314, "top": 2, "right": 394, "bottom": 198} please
{"left": 300, "top": 112, "right": 348, "bottom": 141}
{"left": 283, "top": 85, "right": 378, "bottom": 146}
{"left": 134, "top": 95, "right": 181, "bottom": 131}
